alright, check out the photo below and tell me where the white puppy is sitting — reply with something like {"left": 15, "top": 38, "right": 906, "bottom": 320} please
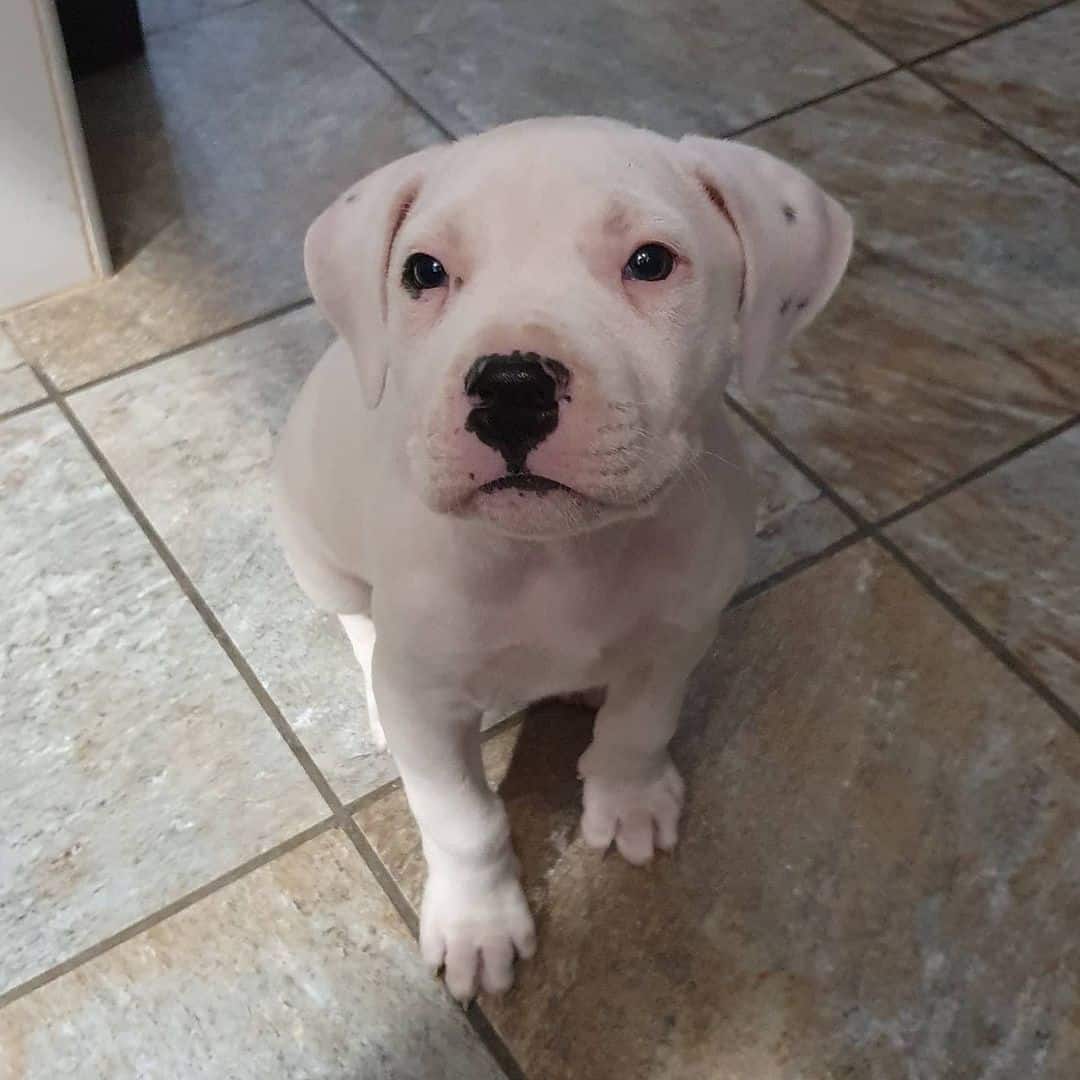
{"left": 273, "top": 117, "right": 852, "bottom": 1001}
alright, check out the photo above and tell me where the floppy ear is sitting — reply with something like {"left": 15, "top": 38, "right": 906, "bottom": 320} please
{"left": 679, "top": 135, "right": 853, "bottom": 397}
{"left": 304, "top": 143, "right": 447, "bottom": 408}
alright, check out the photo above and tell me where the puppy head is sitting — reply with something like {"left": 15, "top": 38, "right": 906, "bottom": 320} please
{"left": 305, "top": 118, "right": 852, "bottom": 539}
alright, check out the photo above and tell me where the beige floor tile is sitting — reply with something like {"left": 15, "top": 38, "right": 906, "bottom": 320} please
{"left": 311, "top": 0, "right": 890, "bottom": 136}
{"left": 889, "top": 424, "right": 1080, "bottom": 711}
{"left": 0, "top": 408, "right": 328, "bottom": 997}
{"left": 920, "top": 3, "right": 1080, "bottom": 176}
{"left": 0, "top": 831, "right": 504, "bottom": 1080}
{"left": 736, "top": 71, "right": 1080, "bottom": 519}
{"left": 360, "top": 542, "right": 1080, "bottom": 1078}
{"left": 814, "top": 0, "right": 1050, "bottom": 60}
{"left": 0, "top": 0, "right": 443, "bottom": 390}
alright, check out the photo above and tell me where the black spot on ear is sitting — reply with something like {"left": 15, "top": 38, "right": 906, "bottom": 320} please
{"left": 780, "top": 298, "right": 792, "bottom": 315}
{"left": 782, "top": 203, "right": 797, "bottom": 223}
{"left": 344, "top": 192, "right": 358, "bottom": 204}
{"left": 796, "top": 298, "right": 809, "bottom": 311}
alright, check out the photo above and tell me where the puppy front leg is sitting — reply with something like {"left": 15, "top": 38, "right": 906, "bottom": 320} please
{"left": 578, "top": 630, "right": 712, "bottom": 865}
{"left": 374, "top": 659, "right": 534, "bottom": 1002}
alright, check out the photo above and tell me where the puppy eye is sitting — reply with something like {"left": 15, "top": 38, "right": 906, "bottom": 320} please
{"left": 403, "top": 252, "right": 447, "bottom": 292}
{"left": 624, "top": 243, "right": 675, "bottom": 282}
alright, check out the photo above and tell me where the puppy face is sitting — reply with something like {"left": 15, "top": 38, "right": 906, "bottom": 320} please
{"left": 305, "top": 118, "right": 852, "bottom": 539}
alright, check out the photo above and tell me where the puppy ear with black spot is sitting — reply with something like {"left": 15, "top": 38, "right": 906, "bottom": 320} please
{"left": 304, "top": 143, "right": 447, "bottom": 408}
{"left": 679, "top": 135, "right": 853, "bottom": 398}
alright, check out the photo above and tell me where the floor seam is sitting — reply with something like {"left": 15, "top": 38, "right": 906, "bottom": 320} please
{"left": 800, "top": 0, "right": 1080, "bottom": 188}
{"left": 906, "top": 65, "right": 1079, "bottom": 186}
{"left": 0, "top": 396, "right": 51, "bottom": 425}
{"left": 297, "top": 0, "right": 456, "bottom": 140}
{"left": 728, "top": 528, "right": 870, "bottom": 608}
{"left": 726, "top": 66, "right": 898, "bottom": 138}
{"left": 872, "top": 531, "right": 1080, "bottom": 736}
{"left": 724, "top": 394, "right": 865, "bottom": 527}
{"left": 725, "top": 394, "right": 1080, "bottom": 734}
{"left": 0, "top": 817, "right": 336, "bottom": 1011}
{"left": 724, "top": 405, "right": 1080, "bottom": 605}
{"left": 876, "top": 414, "right": 1080, "bottom": 529}
{"left": 902, "top": 0, "right": 1077, "bottom": 65}
{"left": 59, "top": 295, "right": 314, "bottom": 398}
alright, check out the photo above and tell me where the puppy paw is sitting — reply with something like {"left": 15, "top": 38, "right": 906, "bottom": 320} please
{"left": 581, "top": 757, "right": 684, "bottom": 865}
{"left": 420, "top": 864, "right": 535, "bottom": 1003}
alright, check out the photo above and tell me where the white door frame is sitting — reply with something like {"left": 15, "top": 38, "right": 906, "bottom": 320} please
{"left": 0, "top": 0, "right": 110, "bottom": 313}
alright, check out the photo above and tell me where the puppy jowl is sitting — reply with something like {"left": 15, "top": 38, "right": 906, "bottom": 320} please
{"left": 273, "top": 116, "right": 852, "bottom": 1001}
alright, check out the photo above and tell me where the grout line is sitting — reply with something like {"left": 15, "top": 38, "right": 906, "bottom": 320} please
{"left": 876, "top": 414, "right": 1080, "bottom": 529}
{"left": 726, "top": 388, "right": 1080, "bottom": 733}
{"left": 336, "top": 816, "right": 418, "bottom": 937}
{"left": 800, "top": 0, "right": 1080, "bottom": 188}
{"left": 873, "top": 531, "right": 1080, "bottom": 736}
{"left": 0, "top": 395, "right": 51, "bottom": 425}
{"left": 906, "top": 65, "right": 1079, "bottom": 187}
{"left": 727, "top": 66, "right": 897, "bottom": 138}
{"left": 62, "top": 296, "right": 314, "bottom": 398}
{"left": 0, "top": 817, "right": 336, "bottom": 1011}
{"left": 728, "top": 528, "right": 870, "bottom": 608}
{"left": 724, "top": 393, "right": 865, "bottom": 527}
{"left": 904, "top": 0, "right": 1077, "bottom": 64}
{"left": 465, "top": 1004, "right": 529, "bottom": 1080}
{"left": 297, "top": 0, "right": 456, "bottom": 140}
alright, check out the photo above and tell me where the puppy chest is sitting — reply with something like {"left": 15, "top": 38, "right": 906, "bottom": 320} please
{"left": 460, "top": 575, "right": 657, "bottom": 698}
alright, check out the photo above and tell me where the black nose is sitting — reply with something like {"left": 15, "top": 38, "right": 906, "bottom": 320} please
{"left": 464, "top": 352, "right": 568, "bottom": 473}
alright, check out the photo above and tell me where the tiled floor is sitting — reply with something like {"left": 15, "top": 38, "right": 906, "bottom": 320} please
{"left": 1, "top": 0, "right": 1077, "bottom": 1076}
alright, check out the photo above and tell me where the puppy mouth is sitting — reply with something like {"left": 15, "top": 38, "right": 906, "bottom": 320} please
{"left": 475, "top": 467, "right": 676, "bottom": 511}
{"left": 478, "top": 473, "right": 573, "bottom": 495}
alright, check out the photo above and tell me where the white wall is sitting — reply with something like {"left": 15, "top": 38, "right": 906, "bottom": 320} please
{"left": 0, "top": 0, "right": 109, "bottom": 312}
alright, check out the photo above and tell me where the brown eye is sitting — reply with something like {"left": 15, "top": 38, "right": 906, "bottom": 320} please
{"left": 624, "top": 243, "right": 675, "bottom": 282}
{"left": 403, "top": 252, "right": 447, "bottom": 291}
